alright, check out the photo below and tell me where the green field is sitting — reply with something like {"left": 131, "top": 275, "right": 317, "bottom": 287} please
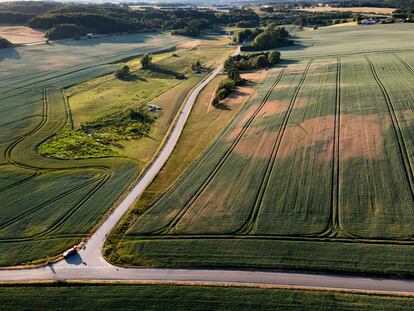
{"left": 1, "top": 284, "right": 414, "bottom": 310}
{"left": 111, "top": 24, "right": 414, "bottom": 276}
{"left": 0, "top": 33, "right": 196, "bottom": 266}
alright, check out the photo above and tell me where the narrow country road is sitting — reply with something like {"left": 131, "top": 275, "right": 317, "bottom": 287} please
{"left": 2, "top": 51, "right": 414, "bottom": 295}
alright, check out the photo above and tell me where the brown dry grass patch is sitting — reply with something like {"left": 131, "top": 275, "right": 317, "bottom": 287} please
{"left": 338, "top": 114, "right": 387, "bottom": 160}
{"left": 277, "top": 115, "right": 334, "bottom": 160}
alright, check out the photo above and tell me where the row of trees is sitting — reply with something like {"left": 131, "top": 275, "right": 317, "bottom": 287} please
{"left": 213, "top": 51, "right": 281, "bottom": 106}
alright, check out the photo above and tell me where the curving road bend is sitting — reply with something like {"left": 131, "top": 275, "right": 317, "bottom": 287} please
{"left": 2, "top": 51, "right": 414, "bottom": 295}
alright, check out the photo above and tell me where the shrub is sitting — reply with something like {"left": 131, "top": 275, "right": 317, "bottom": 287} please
{"left": 0, "top": 37, "right": 12, "bottom": 49}
{"left": 115, "top": 65, "right": 131, "bottom": 80}
{"left": 140, "top": 54, "right": 152, "bottom": 69}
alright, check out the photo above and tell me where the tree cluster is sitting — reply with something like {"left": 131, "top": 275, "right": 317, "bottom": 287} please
{"left": 225, "top": 51, "right": 281, "bottom": 72}
{"left": 241, "top": 26, "right": 291, "bottom": 51}
{"left": 213, "top": 51, "right": 281, "bottom": 107}
{"left": 233, "top": 28, "right": 263, "bottom": 44}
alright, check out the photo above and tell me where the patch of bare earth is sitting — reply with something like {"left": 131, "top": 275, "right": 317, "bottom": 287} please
{"left": 338, "top": 114, "right": 387, "bottom": 160}
{"left": 277, "top": 115, "right": 335, "bottom": 160}
{"left": 234, "top": 130, "right": 276, "bottom": 159}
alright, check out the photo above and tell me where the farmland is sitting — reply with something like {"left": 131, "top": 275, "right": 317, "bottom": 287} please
{"left": 0, "top": 32, "right": 197, "bottom": 266}
{"left": 0, "top": 26, "right": 45, "bottom": 44}
{"left": 1, "top": 284, "right": 414, "bottom": 310}
{"left": 111, "top": 24, "right": 414, "bottom": 276}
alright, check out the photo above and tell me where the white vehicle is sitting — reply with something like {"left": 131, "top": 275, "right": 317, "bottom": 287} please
{"left": 63, "top": 247, "right": 77, "bottom": 258}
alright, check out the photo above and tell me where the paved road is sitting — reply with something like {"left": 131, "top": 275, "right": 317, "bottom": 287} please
{"left": 2, "top": 50, "right": 414, "bottom": 295}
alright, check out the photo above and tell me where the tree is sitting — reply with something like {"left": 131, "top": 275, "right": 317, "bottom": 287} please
{"left": 141, "top": 54, "right": 152, "bottom": 69}
{"left": 115, "top": 65, "right": 130, "bottom": 80}
{"left": 268, "top": 51, "right": 281, "bottom": 64}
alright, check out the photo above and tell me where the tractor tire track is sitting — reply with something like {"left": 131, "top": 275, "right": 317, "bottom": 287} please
{"left": 0, "top": 172, "right": 40, "bottom": 194}
{"left": 394, "top": 53, "right": 414, "bottom": 76}
{"left": 0, "top": 175, "right": 105, "bottom": 232}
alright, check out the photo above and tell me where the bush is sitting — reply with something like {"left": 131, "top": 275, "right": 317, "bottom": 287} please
{"left": 115, "top": 65, "right": 131, "bottom": 80}
{"left": 46, "top": 23, "right": 85, "bottom": 40}
{"left": 140, "top": 54, "right": 152, "bottom": 69}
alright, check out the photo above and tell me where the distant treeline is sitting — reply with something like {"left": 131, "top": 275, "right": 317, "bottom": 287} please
{"left": 0, "top": 1, "right": 62, "bottom": 24}
{"left": 25, "top": 4, "right": 260, "bottom": 39}
{"left": 233, "top": 25, "right": 292, "bottom": 51}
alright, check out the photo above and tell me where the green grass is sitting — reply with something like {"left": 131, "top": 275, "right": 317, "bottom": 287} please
{"left": 110, "top": 24, "right": 414, "bottom": 277}
{"left": 39, "top": 127, "right": 118, "bottom": 159}
{"left": 1, "top": 284, "right": 414, "bottom": 310}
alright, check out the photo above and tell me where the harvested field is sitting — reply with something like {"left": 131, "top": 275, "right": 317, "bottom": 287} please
{"left": 112, "top": 24, "right": 414, "bottom": 277}
{"left": 0, "top": 26, "right": 45, "bottom": 44}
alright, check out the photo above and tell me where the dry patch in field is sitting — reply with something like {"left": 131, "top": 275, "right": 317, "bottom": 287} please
{"left": 233, "top": 130, "right": 276, "bottom": 159}
{"left": 178, "top": 39, "right": 202, "bottom": 49}
{"left": 0, "top": 26, "right": 45, "bottom": 44}
{"left": 401, "top": 109, "right": 414, "bottom": 124}
{"left": 338, "top": 114, "right": 386, "bottom": 160}
{"left": 297, "top": 6, "right": 395, "bottom": 15}
{"left": 277, "top": 115, "right": 334, "bottom": 160}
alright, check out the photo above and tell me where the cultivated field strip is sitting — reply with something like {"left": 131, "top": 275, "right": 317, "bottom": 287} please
{"left": 129, "top": 65, "right": 291, "bottom": 234}
{"left": 338, "top": 55, "right": 414, "bottom": 239}
{"left": 253, "top": 59, "right": 337, "bottom": 236}
{"left": 235, "top": 60, "right": 314, "bottom": 235}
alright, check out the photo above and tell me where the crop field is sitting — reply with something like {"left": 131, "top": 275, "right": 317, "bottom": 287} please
{"left": 112, "top": 25, "right": 414, "bottom": 276}
{"left": 0, "top": 33, "right": 191, "bottom": 266}
{"left": 0, "top": 26, "right": 45, "bottom": 44}
{"left": 1, "top": 284, "right": 414, "bottom": 310}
